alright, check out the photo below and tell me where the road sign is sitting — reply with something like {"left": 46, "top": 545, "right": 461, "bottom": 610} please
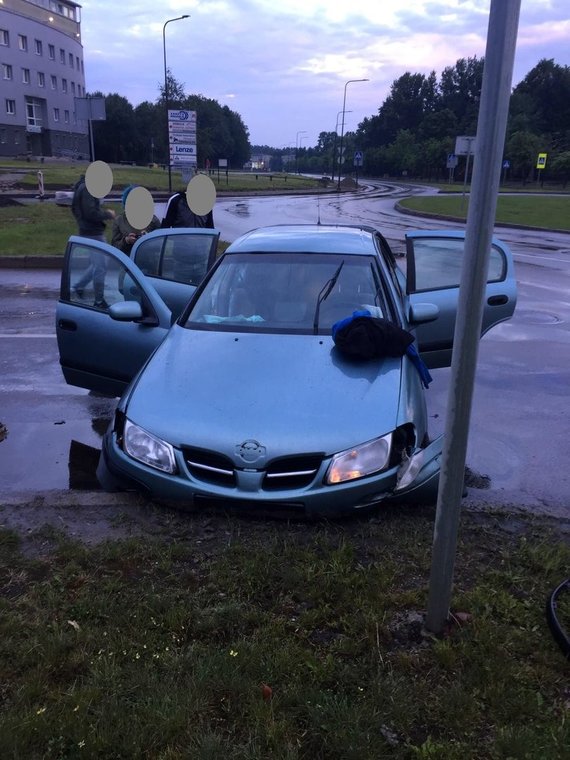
{"left": 354, "top": 150, "right": 363, "bottom": 167}
{"left": 446, "top": 153, "right": 458, "bottom": 169}
{"left": 502, "top": 160, "right": 510, "bottom": 169}
{"left": 536, "top": 152, "right": 547, "bottom": 170}
{"left": 454, "top": 135, "right": 476, "bottom": 155}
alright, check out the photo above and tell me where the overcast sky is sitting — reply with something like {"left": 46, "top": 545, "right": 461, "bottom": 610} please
{"left": 80, "top": 0, "right": 569, "bottom": 148}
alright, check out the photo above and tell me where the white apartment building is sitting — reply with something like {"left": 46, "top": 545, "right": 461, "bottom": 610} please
{"left": 0, "top": 0, "right": 89, "bottom": 157}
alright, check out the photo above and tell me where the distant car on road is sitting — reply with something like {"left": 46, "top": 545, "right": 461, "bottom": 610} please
{"left": 56, "top": 224, "right": 517, "bottom": 517}
{"left": 54, "top": 190, "right": 74, "bottom": 206}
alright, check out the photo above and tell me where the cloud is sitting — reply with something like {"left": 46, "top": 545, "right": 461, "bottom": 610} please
{"left": 79, "top": 0, "right": 570, "bottom": 146}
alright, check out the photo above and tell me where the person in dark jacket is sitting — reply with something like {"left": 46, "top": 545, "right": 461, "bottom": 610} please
{"left": 71, "top": 175, "right": 115, "bottom": 308}
{"left": 111, "top": 185, "right": 160, "bottom": 255}
{"left": 160, "top": 190, "right": 214, "bottom": 229}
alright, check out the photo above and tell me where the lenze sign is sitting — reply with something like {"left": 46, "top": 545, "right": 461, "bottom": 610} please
{"left": 168, "top": 109, "right": 197, "bottom": 166}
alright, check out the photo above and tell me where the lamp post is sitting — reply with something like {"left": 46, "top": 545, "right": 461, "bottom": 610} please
{"left": 331, "top": 109, "right": 352, "bottom": 183}
{"left": 337, "top": 78, "right": 368, "bottom": 191}
{"left": 163, "top": 14, "right": 189, "bottom": 194}
{"left": 295, "top": 130, "right": 307, "bottom": 175}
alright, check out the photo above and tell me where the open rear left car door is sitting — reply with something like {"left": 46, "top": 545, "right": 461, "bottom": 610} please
{"left": 129, "top": 228, "right": 220, "bottom": 318}
{"left": 56, "top": 236, "right": 180, "bottom": 397}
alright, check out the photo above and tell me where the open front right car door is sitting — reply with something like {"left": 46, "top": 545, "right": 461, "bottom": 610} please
{"left": 405, "top": 230, "right": 517, "bottom": 369}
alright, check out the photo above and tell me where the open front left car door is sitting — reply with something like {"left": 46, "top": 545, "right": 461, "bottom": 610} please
{"left": 56, "top": 236, "right": 192, "bottom": 397}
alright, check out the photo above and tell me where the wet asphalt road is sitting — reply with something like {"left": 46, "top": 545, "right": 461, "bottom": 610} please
{"left": 0, "top": 182, "right": 569, "bottom": 519}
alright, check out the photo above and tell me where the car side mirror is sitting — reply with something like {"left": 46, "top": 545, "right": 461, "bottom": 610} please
{"left": 409, "top": 302, "right": 439, "bottom": 325}
{"left": 109, "top": 301, "right": 144, "bottom": 321}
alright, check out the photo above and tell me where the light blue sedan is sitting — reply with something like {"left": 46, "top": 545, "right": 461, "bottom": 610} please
{"left": 56, "top": 224, "right": 517, "bottom": 517}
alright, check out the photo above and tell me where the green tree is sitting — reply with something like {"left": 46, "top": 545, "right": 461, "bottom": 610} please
{"left": 90, "top": 92, "right": 135, "bottom": 164}
{"left": 505, "top": 131, "right": 542, "bottom": 183}
{"left": 438, "top": 56, "right": 484, "bottom": 134}
{"left": 510, "top": 59, "right": 570, "bottom": 151}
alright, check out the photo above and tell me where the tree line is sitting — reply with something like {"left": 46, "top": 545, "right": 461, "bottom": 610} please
{"left": 257, "top": 58, "right": 570, "bottom": 185}
{"left": 91, "top": 59, "right": 570, "bottom": 186}
{"left": 90, "top": 71, "right": 250, "bottom": 170}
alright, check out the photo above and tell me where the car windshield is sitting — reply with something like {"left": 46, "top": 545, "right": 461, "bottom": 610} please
{"left": 183, "top": 252, "right": 386, "bottom": 334}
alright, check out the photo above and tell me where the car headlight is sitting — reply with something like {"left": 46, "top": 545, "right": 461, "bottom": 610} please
{"left": 123, "top": 419, "right": 177, "bottom": 474}
{"left": 326, "top": 433, "right": 392, "bottom": 484}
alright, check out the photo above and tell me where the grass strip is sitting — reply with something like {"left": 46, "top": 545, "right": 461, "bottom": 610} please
{"left": 0, "top": 508, "right": 568, "bottom": 759}
{"left": 399, "top": 194, "right": 570, "bottom": 230}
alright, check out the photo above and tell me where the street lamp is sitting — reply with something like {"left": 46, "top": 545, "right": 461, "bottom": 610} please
{"left": 163, "top": 14, "right": 189, "bottom": 194}
{"left": 337, "top": 79, "right": 368, "bottom": 191}
{"left": 295, "top": 130, "right": 307, "bottom": 174}
{"left": 331, "top": 109, "right": 352, "bottom": 183}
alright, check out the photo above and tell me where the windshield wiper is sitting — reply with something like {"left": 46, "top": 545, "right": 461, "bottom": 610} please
{"left": 313, "top": 260, "right": 345, "bottom": 334}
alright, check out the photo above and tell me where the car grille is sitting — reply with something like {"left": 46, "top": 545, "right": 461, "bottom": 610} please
{"left": 183, "top": 448, "right": 237, "bottom": 487}
{"left": 262, "top": 455, "right": 323, "bottom": 490}
{"left": 182, "top": 449, "right": 323, "bottom": 491}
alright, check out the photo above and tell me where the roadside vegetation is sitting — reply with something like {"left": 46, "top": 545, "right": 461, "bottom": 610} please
{"left": 0, "top": 160, "right": 325, "bottom": 194}
{"left": 0, "top": 506, "right": 568, "bottom": 759}
{"left": 398, "top": 194, "right": 570, "bottom": 230}
{"left": 0, "top": 164, "right": 326, "bottom": 256}
{"left": 0, "top": 182, "right": 568, "bottom": 256}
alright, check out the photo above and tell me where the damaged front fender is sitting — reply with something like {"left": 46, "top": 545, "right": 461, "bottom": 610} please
{"left": 393, "top": 435, "right": 443, "bottom": 504}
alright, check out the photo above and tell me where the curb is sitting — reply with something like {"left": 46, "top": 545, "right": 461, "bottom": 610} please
{"left": 0, "top": 255, "right": 63, "bottom": 269}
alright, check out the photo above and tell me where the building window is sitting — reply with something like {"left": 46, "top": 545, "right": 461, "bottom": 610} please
{"left": 2, "top": 63, "right": 12, "bottom": 80}
{"left": 64, "top": 109, "right": 69, "bottom": 123}
{"left": 22, "top": 68, "right": 30, "bottom": 84}
{"left": 38, "top": 71, "right": 45, "bottom": 87}
{"left": 53, "top": 107, "right": 60, "bottom": 122}
{"left": 59, "top": 48, "right": 65, "bottom": 64}
{"left": 6, "top": 99, "right": 16, "bottom": 115}
{"left": 34, "top": 39, "right": 43, "bottom": 56}
{"left": 50, "top": 75, "right": 57, "bottom": 90}
{"left": 62, "top": 78, "right": 67, "bottom": 93}
{"left": 0, "top": 29, "right": 9, "bottom": 47}
{"left": 48, "top": 44, "right": 55, "bottom": 60}
{"left": 27, "top": 98, "right": 43, "bottom": 128}
{"left": 18, "top": 35, "right": 28, "bottom": 52}
{"left": 69, "top": 52, "right": 73, "bottom": 67}
{"left": 76, "top": 55, "right": 80, "bottom": 69}
{"left": 71, "top": 81, "right": 75, "bottom": 95}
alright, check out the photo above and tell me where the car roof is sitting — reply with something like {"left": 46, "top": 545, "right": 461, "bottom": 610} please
{"left": 225, "top": 224, "right": 380, "bottom": 256}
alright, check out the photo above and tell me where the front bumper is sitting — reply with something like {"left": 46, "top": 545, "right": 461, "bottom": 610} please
{"left": 97, "top": 432, "right": 443, "bottom": 517}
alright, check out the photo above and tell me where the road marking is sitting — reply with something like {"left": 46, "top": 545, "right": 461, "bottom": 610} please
{"left": 0, "top": 333, "right": 57, "bottom": 338}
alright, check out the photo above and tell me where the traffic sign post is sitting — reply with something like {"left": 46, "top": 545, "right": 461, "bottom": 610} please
{"left": 168, "top": 109, "right": 197, "bottom": 190}
{"left": 446, "top": 153, "right": 458, "bottom": 183}
{"left": 536, "top": 152, "right": 547, "bottom": 185}
{"left": 353, "top": 151, "right": 363, "bottom": 186}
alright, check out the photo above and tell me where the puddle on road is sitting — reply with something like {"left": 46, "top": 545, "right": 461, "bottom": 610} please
{"left": 0, "top": 386, "right": 116, "bottom": 493}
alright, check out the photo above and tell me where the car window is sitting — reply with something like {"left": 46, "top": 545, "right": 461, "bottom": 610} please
{"left": 161, "top": 234, "right": 214, "bottom": 286}
{"left": 183, "top": 252, "right": 383, "bottom": 333}
{"left": 133, "top": 236, "right": 162, "bottom": 277}
{"left": 67, "top": 241, "right": 145, "bottom": 310}
{"left": 411, "top": 238, "right": 506, "bottom": 292}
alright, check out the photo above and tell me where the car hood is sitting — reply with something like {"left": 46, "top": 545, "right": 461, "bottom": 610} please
{"left": 125, "top": 325, "right": 403, "bottom": 459}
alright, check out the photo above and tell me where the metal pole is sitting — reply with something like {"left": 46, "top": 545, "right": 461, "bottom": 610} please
{"left": 337, "top": 79, "right": 368, "bottom": 191}
{"left": 88, "top": 96, "right": 95, "bottom": 162}
{"left": 331, "top": 110, "right": 351, "bottom": 185}
{"left": 425, "top": 0, "right": 521, "bottom": 634}
{"left": 163, "top": 15, "right": 189, "bottom": 195}
{"left": 295, "top": 130, "right": 306, "bottom": 175}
